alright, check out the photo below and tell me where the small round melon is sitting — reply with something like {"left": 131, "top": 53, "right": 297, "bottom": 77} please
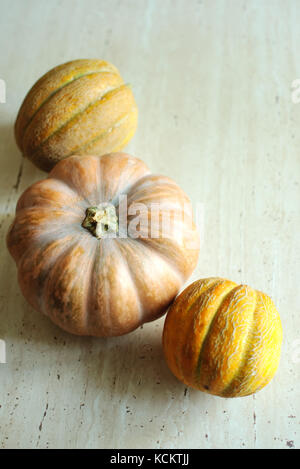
{"left": 163, "top": 277, "right": 283, "bottom": 397}
{"left": 15, "top": 59, "right": 138, "bottom": 171}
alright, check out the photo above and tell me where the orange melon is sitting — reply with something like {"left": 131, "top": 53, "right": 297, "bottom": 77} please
{"left": 15, "top": 59, "right": 138, "bottom": 171}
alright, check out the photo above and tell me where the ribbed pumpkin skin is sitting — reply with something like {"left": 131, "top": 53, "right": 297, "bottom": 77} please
{"left": 7, "top": 153, "right": 199, "bottom": 337}
{"left": 15, "top": 59, "right": 138, "bottom": 172}
{"left": 163, "top": 278, "right": 282, "bottom": 397}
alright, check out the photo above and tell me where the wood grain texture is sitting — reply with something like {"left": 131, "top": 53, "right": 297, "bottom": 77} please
{"left": 0, "top": 0, "right": 300, "bottom": 449}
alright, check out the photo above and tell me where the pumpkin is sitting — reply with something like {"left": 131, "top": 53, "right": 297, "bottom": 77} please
{"left": 7, "top": 153, "right": 199, "bottom": 337}
{"left": 15, "top": 59, "right": 138, "bottom": 172}
{"left": 163, "top": 277, "right": 282, "bottom": 397}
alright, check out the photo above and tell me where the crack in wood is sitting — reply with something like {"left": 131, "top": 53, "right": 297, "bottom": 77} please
{"left": 39, "top": 402, "right": 49, "bottom": 432}
{"left": 13, "top": 159, "right": 24, "bottom": 191}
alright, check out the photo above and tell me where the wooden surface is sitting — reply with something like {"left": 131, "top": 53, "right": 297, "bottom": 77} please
{"left": 0, "top": 0, "right": 299, "bottom": 449}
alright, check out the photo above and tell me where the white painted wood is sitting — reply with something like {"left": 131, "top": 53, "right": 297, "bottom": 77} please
{"left": 0, "top": 0, "right": 299, "bottom": 449}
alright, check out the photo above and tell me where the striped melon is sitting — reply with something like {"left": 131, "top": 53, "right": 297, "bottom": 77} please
{"left": 163, "top": 277, "right": 283, "bottom": 397}
{"left": 15, "top": 59, "right": 138, "bottom": 171}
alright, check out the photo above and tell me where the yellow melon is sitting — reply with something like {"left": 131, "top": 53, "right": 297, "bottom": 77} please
{"left": 163, "top": 277, "right": 283, "bottom": 397}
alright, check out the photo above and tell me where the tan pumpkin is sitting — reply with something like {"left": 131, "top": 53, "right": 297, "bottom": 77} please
{"left": 7, "top": 153, "right": 199, "bottom": 337}
{"left": 163, "top": 277, "right": 282, "bottom": 397}
{"left": 15, "top": 59, "right": 138, "bottom": 172}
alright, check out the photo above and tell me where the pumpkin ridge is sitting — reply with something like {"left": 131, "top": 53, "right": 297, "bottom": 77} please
{"left": 79, "top": 240, "right": 99, "bottom": 334}
{"left": 110, "top": 161, "right": 151, "bottom": 206}
{"left": 16, "top": 177, "right": 84, "bottom": 215}
{"left": 41, "top": 236, "right": 94, "bottom": 331}
{"left": 49, "top": 156, "right": 100, "bottom": 207}
{"left": 16, "top": 232, "right": 77, "bottom": 271}
{"left": 7, "top": 206, "right": 83, "bottom": 263}
{"left": 15, "top": 202, "right": 84, "bottom": 219}
{"left": 26, "top": 84, "right": 128, "bottom": 159}
{"left": 19, "top": 205, "right": 83, "bottom": 228}
{"left": 17, "top": 68, "right": 119, "bottom": 148}
{"left": 127, "top": 188, "right": 188, "bottom": 206}
{"left": 115, "top": 238, "right": 182, "bottom": 324}
{"left": 135, "top": 238, "right": 185, "bottom": 283}
{"left": 112, "top": 174, "right": 150, "bottom": 205}
{"left": 112, "top": 240, "right": 143, "bottom": 320}
{"left": 84, "top": 242, "right": 109, "bottom": 333}
{"left": 126, "top": 175, "right": 188, "bottom": 204}
{"left": 17, "top": 234, "right": 81, "bottom": 314}
{"left": 136, "top": 238, "right": 185, "bottom": 282}
{"left": 195, "top": 284, "right": 241, "bottom": 389}
{"left": 85, "top": 239, "right": 143, "bottom": 336}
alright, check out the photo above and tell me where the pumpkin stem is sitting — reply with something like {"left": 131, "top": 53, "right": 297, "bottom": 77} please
{"left": 82, "top": 203, "right": 118, "bottom": 238}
